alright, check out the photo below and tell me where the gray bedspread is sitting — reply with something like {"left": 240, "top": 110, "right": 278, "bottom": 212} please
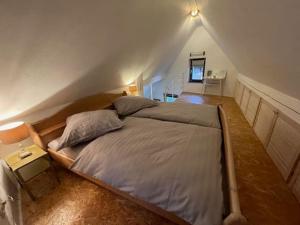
{"left": 131, "top": 102, "right": 221, "bottom": 129}
{"left": 72, "top": 117, "right": 223, "bottom": 225}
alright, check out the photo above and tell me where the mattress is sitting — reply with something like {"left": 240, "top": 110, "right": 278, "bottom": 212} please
{"left": 72, "top": 117, "right": 223, "bottom": 225}
{"left": 48, "top": 138, "right": 88, "bottom": 160}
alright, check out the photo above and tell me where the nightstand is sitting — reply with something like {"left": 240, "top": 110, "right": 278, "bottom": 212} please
{"left": 4, "top": 145, "right": 59, "bottom": 200}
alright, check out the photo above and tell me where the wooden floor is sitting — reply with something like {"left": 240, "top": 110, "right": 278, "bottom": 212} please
{"left": 22, "top": 93, "right": 300, "bottom": 225}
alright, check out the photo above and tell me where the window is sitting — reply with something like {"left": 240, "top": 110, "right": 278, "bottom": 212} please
{"left": 189, "top": 58, "right": 206, "bottom": 83}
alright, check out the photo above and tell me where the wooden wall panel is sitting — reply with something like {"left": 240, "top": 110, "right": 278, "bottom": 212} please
{"left": 238, "top": 80, "right": 300, "bottom": 202}
{"left": 267, "top": 116, "right": 300, "bottom": 180}
{"left": 240, "top": 87, "right": 250, "bottom": 114}
{"left": 290, "top": 163, "right": 300, "bottom": 202}
{"left": 234, "top": 81, "right": 240, "bottom": 102}
{"left": 245, "top": 92, "right": 260, "bottom": 126}
{"left": 253, "top": 101, "right": 278, "bottom": 147}
{"left": 293, "top": 175, "right": 300, "bottom": 202}
{"left": 234, "top": 82, "right": 244, "bottom": 106}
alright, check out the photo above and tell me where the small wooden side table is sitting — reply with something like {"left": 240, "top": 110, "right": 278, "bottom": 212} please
{"left": 4, "top": 145, "right": 59, "bottom": 200}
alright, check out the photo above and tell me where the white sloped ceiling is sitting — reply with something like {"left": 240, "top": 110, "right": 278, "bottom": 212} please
{"left": 4, "top": 0, "right": 297, "bottom": 123}
{"left": 197, "top": 0, "right": 300, "bottom": 99}
{"left": 0, "top": 0, "right": 199, "bottom": 122}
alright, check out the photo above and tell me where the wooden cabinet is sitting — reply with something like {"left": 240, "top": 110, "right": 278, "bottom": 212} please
{"left": 234, "top": 81, "right": 300, "bottom": 202}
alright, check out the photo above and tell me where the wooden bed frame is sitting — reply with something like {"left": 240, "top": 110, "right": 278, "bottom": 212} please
{"left": 27, "top": 91, "right": 247, "bottom": 225}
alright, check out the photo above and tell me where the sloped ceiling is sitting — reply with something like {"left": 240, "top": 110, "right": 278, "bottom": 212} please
{"left": 197, "top": 0, "right": 300, "bottom": 99}
{"left": 4, "top": 0, "right": 297, "bottom": 123}
{"left": 0, "top": 0, "right": 198, "bottom": 122}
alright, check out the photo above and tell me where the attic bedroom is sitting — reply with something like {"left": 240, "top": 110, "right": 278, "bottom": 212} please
{"left": 0, "top": 0, "right": 299, "bottom": 225}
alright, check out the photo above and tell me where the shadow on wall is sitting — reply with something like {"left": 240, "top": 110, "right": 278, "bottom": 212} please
{"left": 2, "top": 57, "right": 126, "bottom": 125}
{"left": 1, "top": 18, "right": 199, "bottom": 125}
{"left": 142, "top": 16, "right": 201, "bottom": 83}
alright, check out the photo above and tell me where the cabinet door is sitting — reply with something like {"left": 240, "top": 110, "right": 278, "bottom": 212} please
{"left": 245, "top": 92, "right": 260, "bottom": 127}
{"left": 234, "top": 81, "right": 240, "bottom": 103}
{"left": 267, "top": 116, "right": 300, "bottom": 180}
{"left": 253, "top": 101, "right": 277, "bottom": 147}
{"left": 240, "top": 87, "right": 251, "bottom": 114}
{"left": 234, "top": 82, "right": 244, "bottom": 106}
{"left": 290, "top": 163, "right": 300, "bottom": 202}
{"left": 293, "top": 174, "right": 300, "bottom": 202}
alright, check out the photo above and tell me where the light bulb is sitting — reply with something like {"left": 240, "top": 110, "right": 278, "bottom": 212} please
{"left": 190, "top": 9, "right": 199, "bottom": 17}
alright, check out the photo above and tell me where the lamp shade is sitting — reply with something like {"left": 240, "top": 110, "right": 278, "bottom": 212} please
{"left": 129, "top": 85, "right": 137, "bottom": 92}
{"left": 0, "top": 121, "right": 29, "bottom": 144}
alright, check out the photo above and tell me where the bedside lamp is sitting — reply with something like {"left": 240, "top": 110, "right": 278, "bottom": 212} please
{"left": 0, "top": 121, "right": 31, "bottom": 158}
{"left": 129, "top": 84, "right": 137, "bottom": 95}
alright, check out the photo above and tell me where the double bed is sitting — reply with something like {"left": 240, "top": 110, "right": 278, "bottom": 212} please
{"left": 28, "top": 91, "right": 246, "bottom": 225}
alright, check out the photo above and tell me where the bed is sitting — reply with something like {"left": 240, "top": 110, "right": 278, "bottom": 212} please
{"left": 28, "top": 91, "right": 246, "bottom": 225}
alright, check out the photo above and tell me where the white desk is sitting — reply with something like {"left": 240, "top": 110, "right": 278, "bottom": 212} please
{"left": 202, "top": 75, "right": 226, "bottom": 96}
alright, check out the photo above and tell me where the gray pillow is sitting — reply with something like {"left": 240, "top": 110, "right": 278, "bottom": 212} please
{"left": 113, "top": 96, "right": 158, "bottom": 116}
{"left": 55, "top": 110, "right": 123, "bottom": 150}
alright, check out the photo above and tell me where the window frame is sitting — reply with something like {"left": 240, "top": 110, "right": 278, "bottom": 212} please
{"left": 189, "top": 57, "right": 206, "bottom": 83}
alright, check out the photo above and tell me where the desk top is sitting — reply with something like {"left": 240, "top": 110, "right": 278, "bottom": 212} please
{"left": 4, "top": 145, "right": 47, "bottom": 171}
{"left": 205, "top": 76, "right": 226, "bottom": 80}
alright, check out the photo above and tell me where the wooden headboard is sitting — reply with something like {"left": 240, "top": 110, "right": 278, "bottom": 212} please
{"left": 28, "top": 91, "right": 127, "bottom": 149}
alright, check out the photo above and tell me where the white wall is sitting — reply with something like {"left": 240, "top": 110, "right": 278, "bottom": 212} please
{"left": 152, "top": 26, "right": 238, "bottom": 100}
{"left": 0, "top": 0, "right": 198, "bottom": 124}
{"left": 197, "top": 0, "right": 300, "bottom": 100}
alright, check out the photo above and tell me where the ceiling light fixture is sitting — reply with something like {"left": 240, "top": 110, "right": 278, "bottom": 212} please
{"left": 190, "top": 9, "right": 200, "bottom": 17}
{"left": 190, "top": 0, "right": 200, "bottom": 17}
